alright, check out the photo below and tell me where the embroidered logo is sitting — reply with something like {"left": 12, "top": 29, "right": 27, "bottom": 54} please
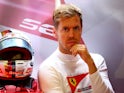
{"left": 77, "top": 85, "right": 92, "bottom": 92}
{"left": 69, "top": 78, "right": 77, "bottom": 87}
{"left": 67, "top": 73, "right": 88, "bottom": 93}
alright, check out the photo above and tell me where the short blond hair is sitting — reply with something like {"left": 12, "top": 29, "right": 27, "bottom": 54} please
{"left": 53, "top": 4, "right": 83, "bottom": 29}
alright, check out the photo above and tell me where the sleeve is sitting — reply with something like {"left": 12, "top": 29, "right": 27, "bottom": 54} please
{"left": 38, "top": 64, "right": 64, "bottom": 93}
{"left": 89, "top": 54, "right": 115, "bottom": 93}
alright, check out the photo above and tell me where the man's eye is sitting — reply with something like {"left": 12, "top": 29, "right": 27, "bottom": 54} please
{"left": 63, "top": 27, "right": 69, "bottom": 32}
{"left": 73, "top": 26, "right": 79, "bottom": 31}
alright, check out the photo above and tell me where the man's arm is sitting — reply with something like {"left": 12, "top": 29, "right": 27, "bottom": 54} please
{"left": 89, "top": 54, "right": 115, "bottom": 93}
{"left": 70, "top": 44, "right": 114, "bottom": 93}
{"left": 70, "top": 44, "right": 97, "bottom": 74}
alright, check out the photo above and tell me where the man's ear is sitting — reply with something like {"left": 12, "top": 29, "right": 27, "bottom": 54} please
{"left": 52, "top": 27, "right": 57, "bottom": 38}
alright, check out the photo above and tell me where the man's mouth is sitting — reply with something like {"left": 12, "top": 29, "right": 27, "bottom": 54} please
{"left": 67, "top": 41, "right": 77, "bottom": 46}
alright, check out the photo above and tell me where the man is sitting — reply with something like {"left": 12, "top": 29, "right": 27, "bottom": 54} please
{"left": 38, "top": 4, "right": 114, "bottom": 93}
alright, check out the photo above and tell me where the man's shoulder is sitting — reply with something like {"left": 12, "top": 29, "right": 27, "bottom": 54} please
{"left": 90, "top": 53, "right": 104, "bottom": 60}
{"left": 39, "top": 51, "right": 58, "bottom": 68}
{"left": 43, "top": 51, "right": 58, "bottom": 63}
{"left": 90, "top": 53, "right": 106, "bottom": 69}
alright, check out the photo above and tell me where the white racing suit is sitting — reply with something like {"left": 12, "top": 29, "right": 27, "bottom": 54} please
{"left": 39, "top": 48, "right": 114, "bottom": 93}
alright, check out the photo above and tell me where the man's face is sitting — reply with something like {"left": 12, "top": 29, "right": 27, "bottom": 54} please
{"left": 55, "top": 15, "right": 82, "bottom": 54}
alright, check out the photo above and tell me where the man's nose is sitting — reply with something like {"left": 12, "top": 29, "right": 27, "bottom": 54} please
{"left": 68, "top": 30, "right": 74, "bottom": 37}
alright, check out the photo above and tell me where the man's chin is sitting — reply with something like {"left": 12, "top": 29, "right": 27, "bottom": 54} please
{"left": 66, "top": 46, "right": 73, "bottom": 51}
